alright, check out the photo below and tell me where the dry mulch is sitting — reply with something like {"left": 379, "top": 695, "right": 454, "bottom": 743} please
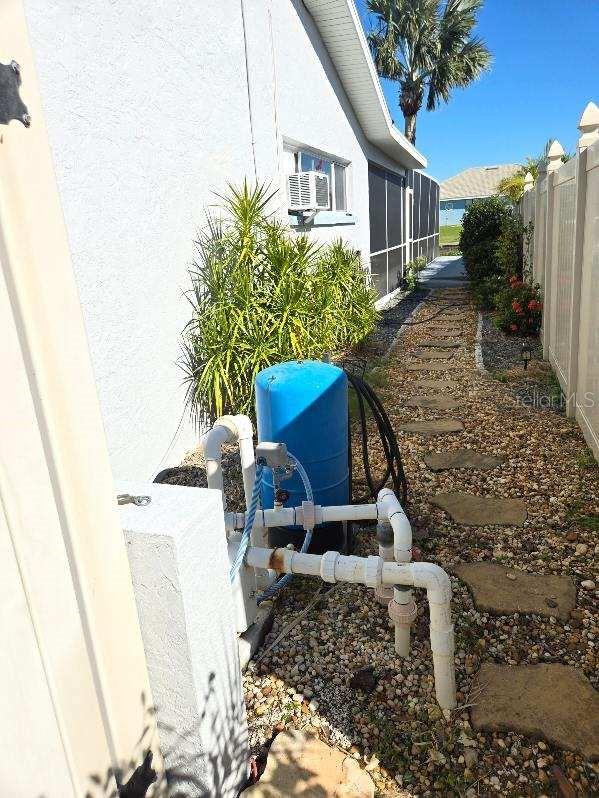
{"left": 242, "top": 290, "right": 599, "bottom": 797}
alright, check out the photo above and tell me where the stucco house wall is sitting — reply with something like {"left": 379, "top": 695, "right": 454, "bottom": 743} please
{"left": 24, "top": 0, "right": 427, "bottom": 482}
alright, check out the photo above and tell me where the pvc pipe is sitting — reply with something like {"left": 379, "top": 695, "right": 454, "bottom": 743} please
{"left": 200, "top": 425, "right": 231, "bottom": 495}
{"left": 224, "top": 502, "right": 379, "bottom": 532}
{"left": 215, "top": 415, "right": 255, "bottom": 509}
{"left": 377, "top": 488, "right": 412, "bottom": 563}
{"left": 245, "top": 547, "right": 456, "bottom": 709}
{"left": 377, "top": 489, "right": 414, "bottom": 657}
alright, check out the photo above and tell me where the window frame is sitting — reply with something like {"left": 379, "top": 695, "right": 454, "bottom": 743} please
{"left": 287, "top": 147, "right": 349, "bottom": 212}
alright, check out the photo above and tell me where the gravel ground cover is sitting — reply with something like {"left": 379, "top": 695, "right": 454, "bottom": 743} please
{"left": 242, "top": 291, "right": 599, "bottom": 797}
{"left": 368, "top": 288, "right": 430, "bottom": 353}
{"left": 480, "top": 312, "right": 565, "bottom": 415}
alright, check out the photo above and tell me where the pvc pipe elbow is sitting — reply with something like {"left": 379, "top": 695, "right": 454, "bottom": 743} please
{"left": 411, "top": 562, "right": 452, "bottom": 605}
{"left": 376, "top": 489, "right": 412, "bottom": 562}
{"left": 214, "top": 414, "right": 254, "bottom": 441}
{"left": 201, "top": 424, "right": 231, "bottom": 461}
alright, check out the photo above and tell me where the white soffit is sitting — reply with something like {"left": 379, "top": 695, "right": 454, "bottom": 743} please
{"left": 303, "top": 0, "right": 427, "bottom": 170}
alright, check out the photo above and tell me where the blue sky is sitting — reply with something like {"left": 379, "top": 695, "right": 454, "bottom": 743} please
{"left": 355, "top": 0, "right": 599, "bottom": 181}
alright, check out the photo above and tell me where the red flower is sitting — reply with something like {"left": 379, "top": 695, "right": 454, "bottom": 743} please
{"left": 510, "top": 324, "right": 518, "bottom": 332}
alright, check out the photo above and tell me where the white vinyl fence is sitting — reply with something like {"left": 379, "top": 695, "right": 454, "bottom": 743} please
{"left": 521, "top": 101, "right": 599, "bottom": 461}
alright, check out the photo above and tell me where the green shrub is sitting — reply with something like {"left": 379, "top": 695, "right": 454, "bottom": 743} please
{"left": 181, "top": 181, "right": 379, "bottom": 422}
{"left": 463, "top": 240, "right": 499, "bottom": 285}
{"left": 493, "top": 275, "right": 543, "bottom": 335}
{"left": 460, "top": 196, "right": 511, "bottom": 269}
{"left": 496, "top": 214, "right": 524, "bottom": 278}
{"left": 404, "top": 256, "right": 427, "bottom": 291}
{"left": 471, "top": 275, "right": 503, "bottom": 310}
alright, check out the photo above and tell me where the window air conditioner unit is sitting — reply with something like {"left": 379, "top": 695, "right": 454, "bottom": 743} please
{"left": 287, "top": 171, "right": 330, "bottom": 211}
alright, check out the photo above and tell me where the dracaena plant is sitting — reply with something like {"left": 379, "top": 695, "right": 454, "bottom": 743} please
{"left": 180, "top": 181, "right": 378, "bottom": 424}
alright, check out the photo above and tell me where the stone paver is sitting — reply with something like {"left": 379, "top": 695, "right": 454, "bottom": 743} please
{"left": 440, "top": 317, "right": 465, "bottom": 323}
{"left": 429, "top": 327, "right": 462, "bottom": 334}
{"left": 471, "top": 663, "right": 599, "bottom": 760}
{"left": 399, "top": 419, "right": 464, "bottom": 434}
{"left": 426, "top": 330, "right": 463, "bottom": 339}
{"left": 405, "top": 396, "right": 460, "bottom": 410}
{"left": 419, "top": 339, "right": 461, "bottom": 348}
{"left": 246, "top": 729, "right": 375, "bottom": 797}
{"left": 412, "top": 348, "right": 455, "bottom": 360}
{"left": 424, "top": 449, "right": 504, "bottom": 471}
{"left": 406, "top": 363, "right": 460, "bottom": 372}
{"left": 454, "top": 562, "right": 576, "bottom": 620}
{"left": 430, "top": 492, "right": 527, "bottom": 525}
{"left": 414, "top": 379, "right": 460, "bottom": 390}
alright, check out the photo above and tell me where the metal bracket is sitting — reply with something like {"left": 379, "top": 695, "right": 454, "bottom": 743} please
{"left": 0, "top": 60, "right": 31, "bottom": 127}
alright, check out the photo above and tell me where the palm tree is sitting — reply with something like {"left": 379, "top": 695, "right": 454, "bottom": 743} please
{"left": 497, "top": 149, "right": 572, "bottom": 203}
{"left": 367, "top": 0, "right": 491, "bottom": 145}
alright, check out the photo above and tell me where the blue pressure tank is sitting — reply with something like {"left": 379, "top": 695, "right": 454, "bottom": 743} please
{"left": 255, "top": 360, "right": 349, "bottom": 552}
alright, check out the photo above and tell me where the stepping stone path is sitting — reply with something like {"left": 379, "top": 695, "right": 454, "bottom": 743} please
{"left": 430, "top": 492, "right": 527, "bottom": 525}
{"left": 425, "top": 449, "right": 504, "bottom": 471}
{"left": 399, "top": 419, "right": 464, "bottom": 434}
{"left": 412, "top": 348, "right": 455, "bottom": 360}
{"left": 405, "top": 395, "right": 460, "bottom": 410}
{"left": 426, "top": 330, "right": 463, "bottom": 339}
{"left": 471, "top": 663, "right": 599, "bottom": 760}
{"left": 246, "top": 729, "right": 375, "bottom": 797}
{"left": 414, "top": 379, "right": 459, "bottom": 390}
{"left": 419, "top": 339, "right": 461, "bottom": 348}
{"left": 454, "top": 562, "right": 576, "bottom": 620}
{"left": 440, "top": 315, "right": 467, "bottom": 323}
{"left": 406, "top": 363, "right": 460, "bottom": 372}
{"left": 429, "top": 325, "right": 462, "bottom": 334}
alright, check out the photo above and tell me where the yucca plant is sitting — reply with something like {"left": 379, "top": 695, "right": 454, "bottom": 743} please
{"left": 181, "top": 181, "right": 378, "bottom": 424}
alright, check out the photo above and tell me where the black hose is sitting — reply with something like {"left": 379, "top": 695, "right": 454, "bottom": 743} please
{"left": 344, "top": 369, "right": 408, "bottom": 508}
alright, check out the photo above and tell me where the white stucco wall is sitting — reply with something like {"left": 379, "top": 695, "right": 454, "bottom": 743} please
{"left": 24, "top": 0, "right": 266, "bottom": 481}
{"left": 272, "top": 0, "right": 407, "bottom": 256}
{"left": 24, "top": 0, "right": 409, "bottom": 482}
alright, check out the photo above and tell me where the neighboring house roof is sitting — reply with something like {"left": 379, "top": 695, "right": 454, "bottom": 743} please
{"left": 440, "top": 164, "right": 521, "bottom": 201}
{"left": 303, "top": 0, "right": 427, "bottom": 170}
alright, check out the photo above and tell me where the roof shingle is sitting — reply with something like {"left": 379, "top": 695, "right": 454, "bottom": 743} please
{"left": 440, "top": 164, "right": 520, "bottom": 201}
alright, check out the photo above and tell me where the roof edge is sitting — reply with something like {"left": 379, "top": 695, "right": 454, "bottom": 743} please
{"left": 303, "top": 0, "right": 427, "bottom": 171}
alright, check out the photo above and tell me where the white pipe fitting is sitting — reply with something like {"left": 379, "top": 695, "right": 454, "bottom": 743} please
{"left": 389, "top": 588, "right": 417, "bottom": 657}
{"left": 377, "top": 489, "right": 414, "bottom": 657}
{"left": 214, "top": 415, "right": 255, "bottom": 509}
{"left": 245, "top": 547, "right": 456, "bottom": 709}
{"left": 377, "top": 488, "right": 412, "bottom": 563}
{"left": 200, "top": 424, "right": 231, "bottom": 495}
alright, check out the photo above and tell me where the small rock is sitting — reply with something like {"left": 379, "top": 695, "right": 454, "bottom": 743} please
{"left": 463, "top": 748, "right": 478, "bottom": 769}
{"left": 581, "top": 580, "right": 596, "bottom": 590}
{"left": 365, "top": 757, "right": 379, "bottom": 772}
{"left": 574, "top": 544, "right": 588, "bottom": 556}
{"left": 350, "top": 666, "right": 378, "bottom": 693}
{"left": 506, "top": 573, "right": 516, "bottom": 581}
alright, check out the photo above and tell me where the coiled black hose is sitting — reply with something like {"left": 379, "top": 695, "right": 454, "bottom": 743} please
{"left": 344, "top": 369, "right": 408, "bottom": 508}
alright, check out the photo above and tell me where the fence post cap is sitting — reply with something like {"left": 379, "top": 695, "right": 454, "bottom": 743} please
{"left": 546, "top": 139, "right": 564, "bottom": 172}
{"left": 578, "top": 101, "right": 599, "bottom": 150}
{"left": 523, "top": 171, "right": 534, "bottom": 191}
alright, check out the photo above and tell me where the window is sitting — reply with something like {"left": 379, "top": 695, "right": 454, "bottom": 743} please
{"left": 289, "top": 149, "right": 348, "bottom": 211}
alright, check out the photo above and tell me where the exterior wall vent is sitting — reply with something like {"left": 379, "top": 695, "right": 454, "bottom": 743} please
{"left": 287, "top": 171, "right": 330, "bottom": 211}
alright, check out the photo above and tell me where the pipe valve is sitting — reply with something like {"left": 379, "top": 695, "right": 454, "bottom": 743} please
{"left": 388, "top": 596, "right": 417, "bottom": 626}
